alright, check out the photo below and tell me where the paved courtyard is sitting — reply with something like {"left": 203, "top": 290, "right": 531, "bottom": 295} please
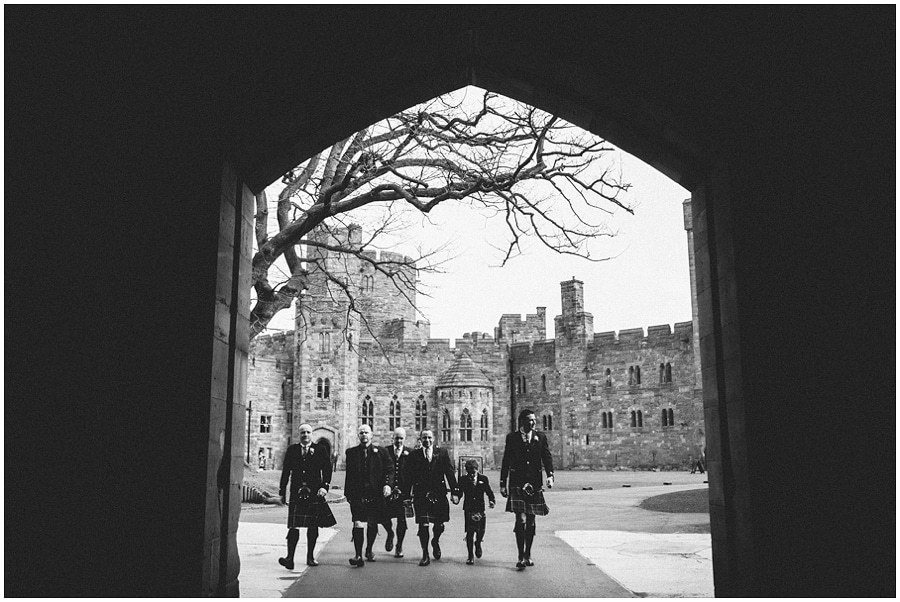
{"left": 238, "top": 470, "right": 713, "bottom": 597}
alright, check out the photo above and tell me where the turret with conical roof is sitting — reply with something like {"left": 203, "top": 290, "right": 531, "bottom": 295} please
{"left": 433, "top": 354, "right": 495, "bottom": 461}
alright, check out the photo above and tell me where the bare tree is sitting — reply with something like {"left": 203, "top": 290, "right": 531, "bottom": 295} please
{"left": 250, "top": 89, "right": 631, "bottom": 340}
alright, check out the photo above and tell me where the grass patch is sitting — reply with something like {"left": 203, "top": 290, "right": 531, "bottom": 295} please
{"left": 639, "top": 488, "right": 709, "bottom": 513}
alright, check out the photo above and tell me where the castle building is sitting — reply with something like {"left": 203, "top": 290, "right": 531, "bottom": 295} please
{"left": 248, "top": 201, "right": 703, "bottom": 471}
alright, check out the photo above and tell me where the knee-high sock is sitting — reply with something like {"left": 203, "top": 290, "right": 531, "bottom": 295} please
{"left": 524, "top": 523, "right": 536, "bottom": 558}
{"left": 465, "top": 531, "right": 475, "bottom": 557}
{"left": 432, "top": 522, "right": 444, "bottom": 543}
{"left": 396, "top": 519, "right": 407, "bottom": 547}
{"left": 286, "top": 528, "right": 300, "bottom": 561}
{"left": 475, "top": 525, "right": 485, "bottom": 544}
{"left": 352, "top": 526, "right": 364, "bottom": 558}
{"left": 513, "top": 521, "right": 525, "bottom": 560}
{"left": 418, "top": 524, "right": 430, "bottom": 554}
{"left": 366, "top": 524, "right": 378, "bottom": 553}
{"left": 307, "top": 526, "right": 318, "bottom": 560}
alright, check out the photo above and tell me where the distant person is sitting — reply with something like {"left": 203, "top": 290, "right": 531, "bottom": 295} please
{"left": 500, "top": 409, "right": 554, "bottom": 569}
{"left": 405, "top": 429, "right": 459, "bottom": 566}
{"left": 382, "top": 427, "right": 414, "bottom": 558}
{"left": 344, "top": 424, "right": 393, "bottom": 568}
{"left": 458, "top": 459, "right": 495, "bottom": 565}
{"left": 332, "top": 450, "right": 339, "bottom": 472}
{"left": 277, "top": 424, "right": 336, "bottom": 569}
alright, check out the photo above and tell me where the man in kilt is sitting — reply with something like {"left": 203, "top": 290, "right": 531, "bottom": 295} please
{"left": 500, "top": 409, "right": 554, "bottom": 569}
{"left": 381, "top": 427, "right": 414, "bottom": 558}
{"left": 278, "top": 424, "right": 336, "bottom": 569}
{"left": 405, "top": 429, "right": 459, "bottom": 566}
{"left": 344, "top": 424, "right": 394, "bottom": 568}
{"left": 459, "top": 459, "right": 496, "bottom": 565}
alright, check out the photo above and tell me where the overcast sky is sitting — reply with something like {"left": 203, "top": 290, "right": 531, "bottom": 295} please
{"left": 261, "top": 88, "right": 692, "bottom": 341}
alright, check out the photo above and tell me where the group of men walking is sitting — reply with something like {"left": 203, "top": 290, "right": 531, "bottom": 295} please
{"left": 277, "top": 409, "right": 554, "bottom": 570}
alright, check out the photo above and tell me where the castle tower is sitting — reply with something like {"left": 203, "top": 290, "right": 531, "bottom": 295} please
{"left": 554, "top": 278, "right": 594, "bottom": 345}
{"left": 294, "top": 225, "right": 363, "bottom": 463}
{"left": 434, "top": 354, "right": 495, "bottom": 464}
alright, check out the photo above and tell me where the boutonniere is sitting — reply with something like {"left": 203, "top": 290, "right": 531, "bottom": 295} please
{"left": 372, "top": 447, "right": 379, "bottom": 453}
{"left": 402, "top": 450, "right": 409, "bottom": 456}
{"left": 308, "top": 447, "right": 314, "bottom": 455}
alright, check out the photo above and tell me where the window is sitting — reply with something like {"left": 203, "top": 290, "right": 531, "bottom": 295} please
{"left": 259, "top": 414, "right": 272, "bottom": 433}
{"left": 547, "top": 414, "right": 553, "bottom": 430}
{"left": 665, "top": 362, "right": 673, "bottom": 383}
{"left": 324, "top": 332, "right": 331, "bottom": 353}
{"left": 637, "top": 410, "right": 643, "bottom": 427}
{"left": 360, "top": 395, "right": 374, "bottom": 427}
{"left": 660, "top": 363, "right": 666, "bottom": 384}
{"left": 522, "top": 376, "right": 526, "bottom": 394}
{"left": 480, "top": 409, "right": 489, "bottom": 441}
{"left": 601, "top": 411, "right": 613, "bottom": 429}
{"left": 630, "top": 410, "right": 637, "bottom": 427}
{"left": 635, "top": 365, "right": 641, "bottom": 384}
{"left": 323, "top": 377, "right": 330, "bottom": 399}
{"left": 315, "top": 378, "right": 323, "bottom": 399}
{"left": 441, "top": 409, "right": 451, "bottom": 443}
{"left": 389, "top": 395, "right": 400, "bottom": 430}
{"left": 318, "top": 333, "right": 324, "bottom": 353}
{"left": 542, "top": 415, "right": 547, "bottom": 430}
{"left": 541, "top": 374, "right": 547, "bottom": 391}
{"left": 281, "top": 377, "right": 291, "bottom": 401}
{"left": 605, "top": 368, "right": 612, "bottom": 387}
{"left": 586, "top": 434, "right": 590, "bottom": 445}
{"left": 514, "top": 378, "right": 520, "bottom": 394}
{"left": 662, "top": 407, "right": 674, "bottom": 427}
{"left": 628, "top": 366, "right": 634, "bottom": 385}
{"left": 415, "top": 395, "right": 427, "bottom": 431}
{"left": 460, "top": 408, "right": 473, "bottom": 442}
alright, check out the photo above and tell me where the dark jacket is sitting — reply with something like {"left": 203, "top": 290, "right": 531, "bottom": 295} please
{"left": 500, "top": 430, "right": 554, "bottom": 489}
{"left": 458, "top": 473, "right": 495, "bottom": 513}
{"left": 385, "top": 444, "right": 413, "bottom": 492}
{"left": 279, "top": 442, "right": 332, "bottom": 499}
{"left": 405, "top": 446, "right": 459, "bottom": 499}
{"left": 344, "top": 443, "right": 394, "bottom": 502}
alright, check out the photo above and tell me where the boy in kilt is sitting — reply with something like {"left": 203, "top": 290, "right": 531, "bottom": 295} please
{"left": 458, "top": 459, "right": 496, "bottom": 565}
{"left": 500, "top": 409, "right": 554, "bottom": 569}
{"left": 344, "top": 424, "right": 394, "bottom": 568}
{"left": 405, "top": 430, "right": 459, "bottom": 566}
{"left": 278, "top": 424, "right": 336, "bottom": 569}
{"left": 381, "top": 427, "right": 414, "bottom": 558}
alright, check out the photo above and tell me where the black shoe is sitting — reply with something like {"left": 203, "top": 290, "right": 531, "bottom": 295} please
{"left": 306, "top": 557, "right": 318, "bottom": 567}
{"left": 419, "top": 555, "right": 431, "bottom": 566}
{"left": 278, "top": 557, "right": 294, "bottom": 570}
{"left": 364, "top": 551, "right": 376, "bottom": 562}
{"left": 524, "top": 558, "right": 534, "bottom": 566}
{"left": 385, "top": 531, "right": 394, "bottom": 552}
{"left": 432, "top": 539, "right": 441, "bottom": 560}
{"left": 394, "top": 546, "right": 404, "bottom": 558}
{"left": 466, "top": 557, "right": 475, "bottom": 565}
{"left": 349, "top": 556, "right": 365, "bottom": 568}
{"left": 516, "top": 559, "right": 526, "bottom": 569}
{"left": 474, "top": 541, "right": 483, "bottom": 558}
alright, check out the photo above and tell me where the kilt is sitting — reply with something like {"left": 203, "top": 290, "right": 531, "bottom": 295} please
{"left": 413, "top": 493, "right": 450, "bottom": 524}
{"left": 463, "top": 510, "right": 487, "bottom": 533}
{"left": 384, "top": 497, "right": 415, "bottom": 520}
{"left": 505, "top": 486, "right": 549, "bottom": 516}
{"left": 288, "top": 496, "right": 337, "bottom": 529}
{"left": 349, "top": 495, "right": 386, "bottom": 523}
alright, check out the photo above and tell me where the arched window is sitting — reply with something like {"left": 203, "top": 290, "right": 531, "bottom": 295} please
{"left": 631, "top": 410, "right": 637, "bottom": 427}
{"left": 522, "top": 376, "right": 526, "bottom": 394}
{"left": 441, "top": 409, "right": 451, "bottom": 443}
{"left": 667, "top": 408, "right": 674, "bottom": 426}
{"left": 665, "top": 362, "right": 673, "bottom": 383}
{"left": 514, "top": 378, "right": 520, "bottom": 394}
{"left": 318, "top": 333, "right": 325, "bottom": 353}
{"left": 637, "top": 410, "right": 643, "bottom": 428}
{"left": 602, "top": 411, "right": 613, "bottom": 430}
{"left": 547, "top": 415, "right": 553, "bottom": 430}
{"left": 662, "top": 408, "right": 669, "bottom": 426}
{"left": 389, "top": 395, "right": 400, "bottom": 430}
{"left": 605, "top": 368, "right": 612, "bottom": 387}
{"left": 635, "top": 365, "right": 641, "bottom": 384}
{"left": 660, "top": 363, "right": 666, "bottom": 384}
{"left": 316, "top": 378, "right": 323, "bottom": 399}
{"left": 542, "top": 415, "right": 547, "bottom": 430}
{"left": 323, "top": 377, "right": 330, "bottom": 399}
{"left": 324, "top": 332, "right": 331, "bottom": 354}
{"left": 361, "top": 395, "right": 374, "bottom": 427}
{"left": 415, "top": 395, "right": 427, "bottom": 431}
{"left": 602, "top": 412, "right": 608, "bottom": 428}
{"left": 541, "top": 374, "right": 547, "bottom": 391}
{"left": 628, "top": 366, "right": 635, "bottom": 385}
{"left": 460, "top": 408, "right": 472, "bottom": 442}
{"left": 480, "top": 409, "right": 489, "bottom": 441}
{"left": 586, "top": 434, "right": 590, "bottom": 445}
